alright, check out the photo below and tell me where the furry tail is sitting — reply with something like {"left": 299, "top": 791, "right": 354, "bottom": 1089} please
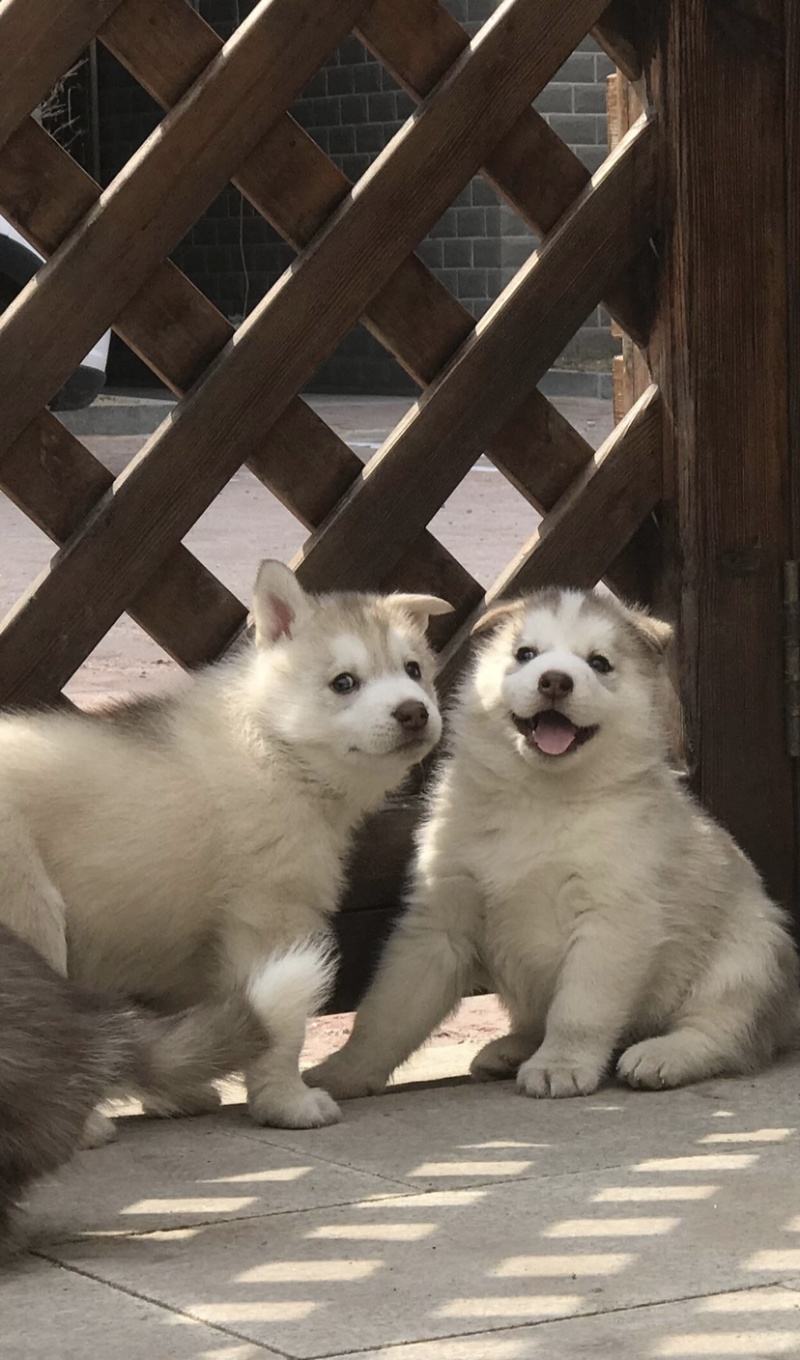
{"left": 246, "top": 937, "right": 337, "bottom": 1036}
{"left": 129, "top": 937, "right": 337, "bottom": 1105}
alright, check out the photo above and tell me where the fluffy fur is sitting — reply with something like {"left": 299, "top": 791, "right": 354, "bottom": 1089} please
{"left": 307, "top": 588, "right": 799, "bottom": 1101}
{"left": 0, "top": 924, "right": 335, "bottom": 1251}
{"left": 0, "top": 562, "right": 448, "bottom": 1133}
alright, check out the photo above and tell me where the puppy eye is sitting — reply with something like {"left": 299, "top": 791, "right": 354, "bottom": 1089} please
{"left": 405, "top": 661, "right": 422, "bottom": 680}
{"left": 515, "top": 646, "right": 538, "bottom": 664}
{"left": 588, "top": 653, "right": 613, "bottom": 675}
{"left": 330, "top": 672, "right": 359, "bottom": 694}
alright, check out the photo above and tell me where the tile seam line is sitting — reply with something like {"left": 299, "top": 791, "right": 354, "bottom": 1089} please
{"left": 27, "top": 1250, "right": 295, "bottom": 1358}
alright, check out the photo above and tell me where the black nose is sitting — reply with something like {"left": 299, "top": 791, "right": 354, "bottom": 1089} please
{"left": 538, "top": 670, "right": 574, "bottom": 700}
{"left": 392, "top": 700, "right": 429, "bottom": 734}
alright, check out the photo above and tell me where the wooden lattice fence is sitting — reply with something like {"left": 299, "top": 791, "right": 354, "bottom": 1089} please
{"left": 0, "top": 0, "right": 797, "bottom": 996}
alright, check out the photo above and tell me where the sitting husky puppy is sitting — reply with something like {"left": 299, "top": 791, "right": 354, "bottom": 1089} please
{"left": 308, "top": 588, "right": 799, "bottom": 1100}
{"left": 0, "top": 562, "right": 449, "bottom": 1132}
{"left": 0, "top": 924, "right": 330, "bottom": 1252}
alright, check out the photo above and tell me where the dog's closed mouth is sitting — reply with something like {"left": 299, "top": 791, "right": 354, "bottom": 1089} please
{"left": 513, "top": 709, "right": 598, "bottom": 757}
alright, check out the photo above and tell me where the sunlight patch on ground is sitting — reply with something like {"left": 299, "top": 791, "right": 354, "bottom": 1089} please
{"left": 236, "top": 1259, "right": 382, "bottom": 1283}
{"left": 592, "top": 1186, "right": 717, "bottom": 1203}
{"left": 697, "top": 1128, "right": 794, "bottom": 1145}
{"left": 542, "top": 1216, "right": 679, "bottom": 1238}
{"left": 633, "top": 1155, "right": 757, "bottom": 1172}
{"left": 651, "top": 1332, "right": 800, "bottom": 1355}
{"left": 491, "top": 1253, "right": 633, "bottom": 1277}
{"left": 121, "top": 1197, "right": 256, "bottom": 1215}
{"left": 409, "top": 1161, "right": 532, "bottom": 1177}
{"left": 308, "top": 1222, "right": 436, "bottom": 1241}
{"left": 435, "top": 1295, "right": 582, "bottom": 1320}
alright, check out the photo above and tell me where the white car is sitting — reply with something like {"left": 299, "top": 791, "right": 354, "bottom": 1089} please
{"left": 0, "top": 215, "right": 110, "bottom": 410}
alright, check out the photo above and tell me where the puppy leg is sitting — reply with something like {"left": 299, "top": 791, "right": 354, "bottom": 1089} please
{"left": 618, "top": 923, "right": 797, "bottom": 1090}
{"left": 518, "top": 917, "right": 651, "bottom": 1099}
{"left": 223, "top": 930, "right": 340, "bottom": 1129}
{"left": 470, "top": 1030, "right": 541, "bottom": 1082}
{"left": 306, "top": 875, "right": 479, "bottom": 1100}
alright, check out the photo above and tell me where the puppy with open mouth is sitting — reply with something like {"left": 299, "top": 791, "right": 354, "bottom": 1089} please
{"left": 307, "top": 587, "right": 799, "bottom": 1101}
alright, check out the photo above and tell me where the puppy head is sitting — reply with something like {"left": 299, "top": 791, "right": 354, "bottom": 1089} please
{"left": 468, "top": 587, "right": 672, "bottom": 778}
{"left": 249, "top": 561, "right": 450, "bottom": 779}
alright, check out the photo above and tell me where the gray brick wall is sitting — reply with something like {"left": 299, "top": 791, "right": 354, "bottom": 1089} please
{"left": 96, "top": 1, "right": 617, "bottom": 397}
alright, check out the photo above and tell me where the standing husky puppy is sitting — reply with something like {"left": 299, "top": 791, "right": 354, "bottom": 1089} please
{"left": 308, "top": 588, "right": 799, "bottom": 1101}
{"left": 0, "top": 925, "right": 331, "bottom": 1252}
{"left": 0, "top": 562, "right": 448, "bottom": 1131}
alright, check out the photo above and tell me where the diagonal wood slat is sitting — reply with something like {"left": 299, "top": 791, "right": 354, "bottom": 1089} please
{"left": 3, "top": 413, "right": 248, "bottom": 669}
{"left": 356, "top": 0, "right": 656, "bottom": 347}
{"left": 437, "top": 385, "right": 663, "bottom": 688}
{"left": 0, "top": 0, "right": 126, "bottom": 153}
{"left": 0, "top": 0, "right": 369, "bottom": 449}
{"left": 294, "top": 117, "right": 657, "bottom": 592}
{"left": 0, "top": 121, "right": 482, "bottom": 663}
{"left": 0, "top": 0, "right": 619, "bottom": 703}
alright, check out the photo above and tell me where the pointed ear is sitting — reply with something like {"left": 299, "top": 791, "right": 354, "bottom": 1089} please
{"left": 471, "top": 599, "right": 523, "bottom": 636}
{"left": 252, "top": 561, "right": 312, "bottom": 647}
{"left": 390, "top": 593, "right": 454, "bottom": 630}
{"left": 624, "top": 605, "right": 674, "bottom": 655}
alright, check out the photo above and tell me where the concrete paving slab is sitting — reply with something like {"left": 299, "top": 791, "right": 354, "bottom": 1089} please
{"left": 3, "top": 1254, "right": 283, "bottom": 1360}
{"left": 27, "top": 1114, "right": 407, "bottom": 1245}
{"left": 208, "top": 1056, "right": 800, "bottom": 1193}
{"left": 349, "top": 1285, "right": 800, "bottom": 1359}
{"left": 39, "top": 1059, "right": 800, "bottom": 1359}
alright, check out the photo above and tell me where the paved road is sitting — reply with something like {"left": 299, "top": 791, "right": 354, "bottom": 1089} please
{"left": 0, "top": 395, "right": 613, "bottom": 703}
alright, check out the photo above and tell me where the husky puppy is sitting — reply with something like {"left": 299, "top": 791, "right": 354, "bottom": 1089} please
{"left": 0, "top": 925, "right": 331, "bottom": 1252}
{"left": 307, "top": 588, "right": 799, "bottom": 1101}
{"left": 0, "top": 562, "right": 449, "bottom": 1132}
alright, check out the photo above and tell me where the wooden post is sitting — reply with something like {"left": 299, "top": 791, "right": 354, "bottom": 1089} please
{"left": 646, "top": 0, "right": 797, "bottom": 911}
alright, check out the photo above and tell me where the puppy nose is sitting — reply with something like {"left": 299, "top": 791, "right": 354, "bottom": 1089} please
{"left": 538, "top": 670, "right": 574, "bottom": 700}
{"left": 392, "top": 700, "right": 429, "bottom": 734}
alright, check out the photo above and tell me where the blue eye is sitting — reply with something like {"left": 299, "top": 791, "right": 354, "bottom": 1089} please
{"left": 589, "top": 653, "right": 613, "bottom": 675}
{"left": 515, "top": 646, "right": 538, "bottom": 664}
{"left": 405, "top": 661, "right": 422, "bottom": 680}
{"left": 330, "top": 672, "right": 358, "bottom": 694}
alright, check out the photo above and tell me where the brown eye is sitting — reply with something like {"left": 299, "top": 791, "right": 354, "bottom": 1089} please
{"left": 331, "top": 672, "right": 358, "bottom": 694}
{"left": 515, "top": 646, "right": 538, "bottom": 664}
{"left": 588, "top": 653, "right": 613, "bottom": 675}
{"left": 405, "top": 661, "right": 422, "bottom": 680}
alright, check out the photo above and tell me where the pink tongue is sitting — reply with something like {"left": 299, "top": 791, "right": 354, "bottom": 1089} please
{"left": 533, "top": 712, "right": 576, "bottom": 756}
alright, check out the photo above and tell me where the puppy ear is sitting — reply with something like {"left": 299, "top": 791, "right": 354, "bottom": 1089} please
{"left": 390, "top": 594, "right": 454, "bottom": 629}
{"left": 471, "top": 599, "right": 522, "bottom": 636}
{"left": 624, "top": 605, "right": 674, "bottom": 654}
{"left": 252, "top": 561, "right": 312, "bottom": 647}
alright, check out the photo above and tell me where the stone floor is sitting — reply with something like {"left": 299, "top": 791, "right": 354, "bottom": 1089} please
{"left": 8, "top": 1040, "right": 800, "bottom": 1360}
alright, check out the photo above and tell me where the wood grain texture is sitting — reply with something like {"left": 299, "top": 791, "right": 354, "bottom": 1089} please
{"left": 0, "top": 0, "right": 368, "bottom": 449}
{"left": 295, "top": 117, "right": 658, "bottom": 593}
{"left": 592, "top": 0, "right": 643, "bottom": 82}
{"left": 647, "top": 0, "right": 795, "bottom": 907}
{"left": 437, "top": 385, "right": 663, "bottom": 689}
{"left": 0, "top": 0, "right": 126, "bottom": 152}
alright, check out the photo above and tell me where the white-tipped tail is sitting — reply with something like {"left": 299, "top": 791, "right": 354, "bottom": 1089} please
{"left": 246, "top": 938, "right": 337, "bottom": 1036}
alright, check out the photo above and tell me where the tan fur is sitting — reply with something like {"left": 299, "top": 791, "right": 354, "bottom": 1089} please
{"left": 0, "top": 563, "right": 447, "bottom": 1131}
{"left": 308, "top": 588, "right": 799, "bottom": 1102}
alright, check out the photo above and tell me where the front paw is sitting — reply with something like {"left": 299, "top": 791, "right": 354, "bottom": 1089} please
{"left": 516, "top": 1052, "right": 605, "bottom": 1099}
{"left": 249, "top": 1083, "right": 342, "bottom": 1129}
{"left": 470, "top": 1034, "right": 534, "bottom": 1082}
{"left": 304, "top": 1052, "right": 388, "bottom": 1101}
